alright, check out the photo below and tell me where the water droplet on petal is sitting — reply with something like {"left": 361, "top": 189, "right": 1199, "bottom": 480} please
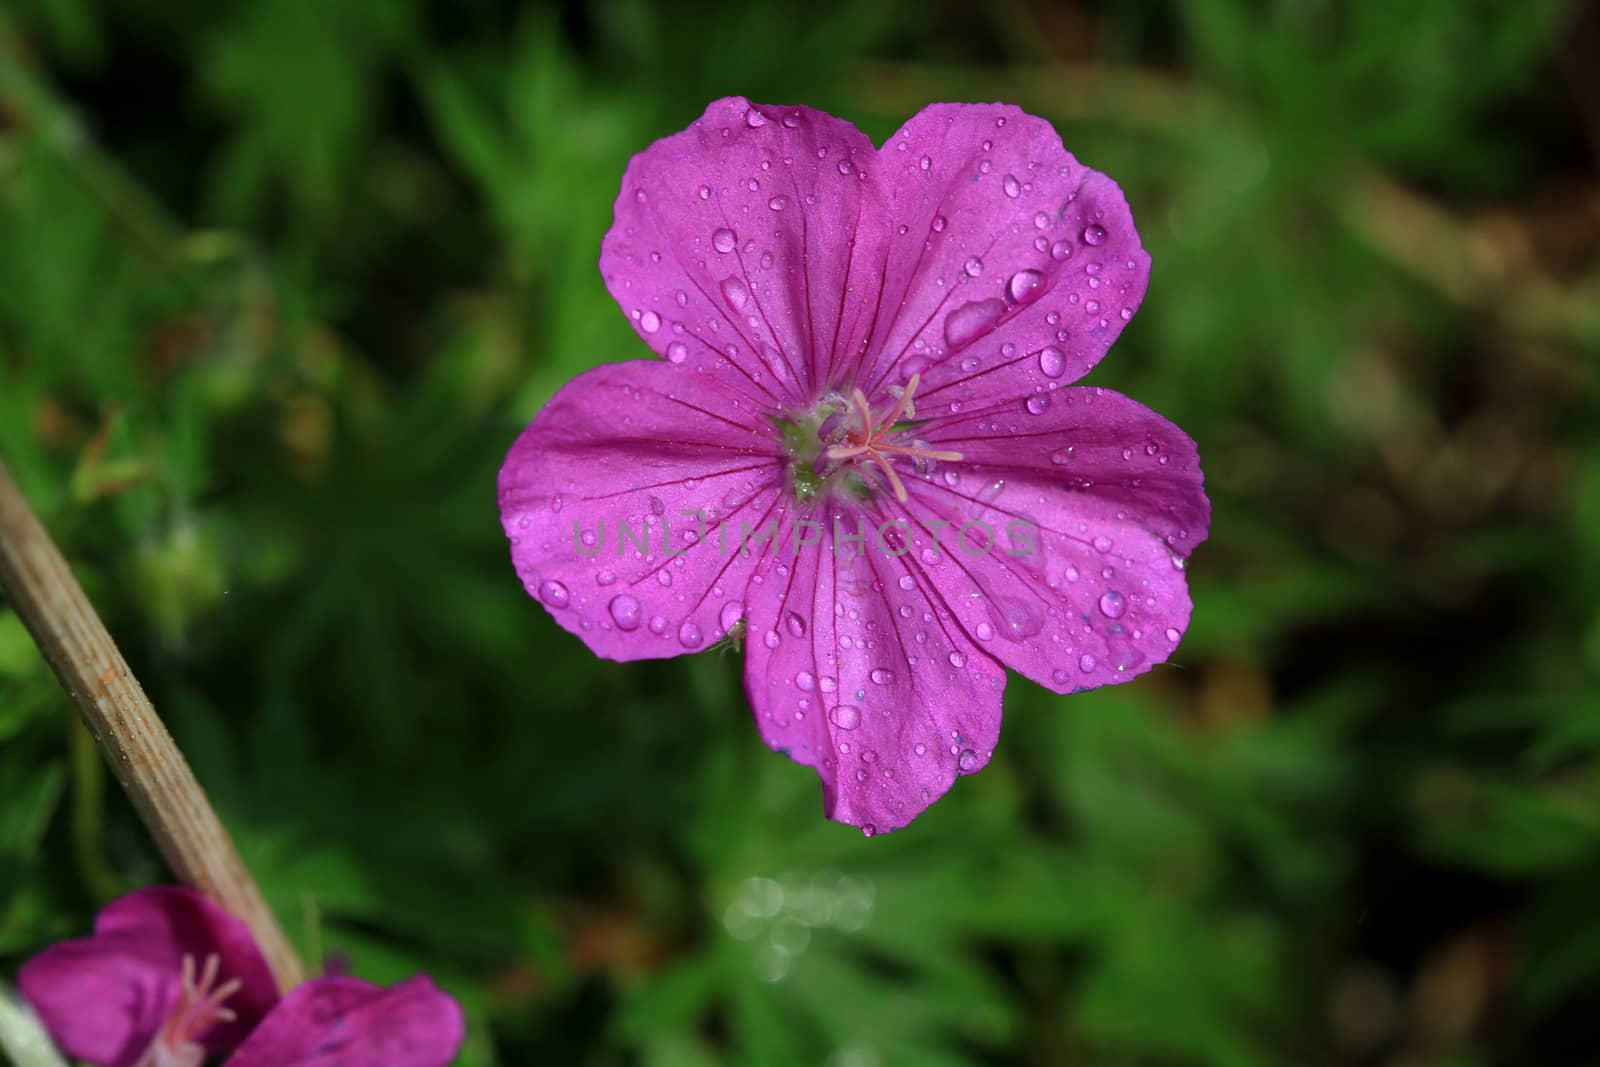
{"left": 1092, "top": 535, "right": 1114, "bottom": 553}
{"left": 1098, "top": 591, "right": 1127, "bottom": 619}
{"left": 666, "top": 341, "right": 688, "bottom": 364}
{"left": 639, "top": 310, "right": 661, "bottom": 333}
{"left": 721, "top": 276, "right": 750, "bottom": 310}
{"left": 540, "top": 580, "right": 569, "bottom": 608}
{"left": 745, "top": 108, "right": 767, "bottom": 127}
{"left": 948, "top": 650, "right": 967, "bottom": 668}
{"left": 609, "top": 594, "right": 641, "bottom": 630}
{"left": 963, "top": 256, "right": 984, "bottom": 277}
{"left": 944, "top": 299, "right": 1005, "bottom": 348}
{"left": 1079, "top": 653, "right": 1097, "bottom": 672}
{"left": 720, "top": 601, "right": 745, "bottom": 634}
{"left": 678, "top": 620, "right": 704, "bottom": 648}
{"left": 1082, "top": 223, "right": 1107, "bottom": 246}
{"left": 829, "top": 704, "right": 862, "bottom": 730}
{"left": 697, "top": 185, "right": 711, "bottom": 200}
{"left": 786, "top": 611, "right": 807, "bottom": 637}
{"left": 1038, "top": 346, "right": 1066, "bottom": 378}
{"left": 712, "top": 228, "right": 736, "bottom": 253}
{"left": 931, "top": 215, "right": 947, "bottom": 233}
{"left": 1002, "top": 174, "right": 1021, "bottom": 198}
{"left": 1025, "top": 394, "right": 1050, "bottom": 415}
{"left": 768, "top": 195, "right": 787, "bottom": 211}
{"left": 958, "top": 748, "right": 980, "bottom": 772}
{"left": 1008, "top": 269, "right": 1044, "bottom": 303}
{"left": 869, "top": 668, "right": 894, "bottom": 686}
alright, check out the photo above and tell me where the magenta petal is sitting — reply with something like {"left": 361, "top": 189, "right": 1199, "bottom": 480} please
{"left": 741, "top": 500, "right": 1006, "bottom": 833}
{"left": 499, "top": 358, "right": 790, "bottom": 661}
{"left": 18, "top": 935, "right": 174, "bottom": 1066}
{"left": 223, "top": 976, "right": 465, "bottom": 1067}
{"left": 18, "top": 887, "right": 278, "bottom": 1065}
{"left": 601, "top": 97, "right": 892, "bottom": 403}
{"left": 857, "top": 102, "right": 1149, "bottom": 407}
{"left": 906, "top": 386, "right": 1208, "bottom": 693}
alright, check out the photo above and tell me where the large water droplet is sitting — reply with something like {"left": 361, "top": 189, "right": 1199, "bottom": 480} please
{"left": 609, "top": 594, "right": 642, "bottom": 630}
{"left": 721, "top": 276, "right": 750, "bottom": 310}
{"left": 639, "top": 310, "right": 661, "bottom": 333}
{"left": 678, "top": 620, "right": 704, "bottom": 648}
{"left": 829, "top": 704, "right": 862, "bottom": 730}
{"left": 1098, "top": 591, "right": 1127, "bottom": 619}
{"left": 869, "top": 668, "right": 894, "bottom": 686}
{"left": 1078, "top": 653, "right": 1097, "bottom": 672}
{"left": 1008, "top": 269, "right": 1044, "bottom": 304}
{"left": 963, "top": 256, "right": 984, "bottom": 277}
{"left": 712, "top": 228, "right": 736, "bottom": 253}
{"left": 944, "top": 299, "right": 1005, "bottom": 348}
{"left": 1082, "top": 223, "right": 1107, "bottom": 246}
{"left": 720, "top": 601, "right": 745, "bottom": 634}
{"left": 539, "top": 580, "right": 570, "bottom": 608}
{"left": 1025, "top": 394, "right": 1050, "bottom": 415}
{"left": 666, "top": 341, "right": 688, "bottom": 364}
{"left": 987, "top": 595, "right": 1044, "bottom": 642}
{"left": 1038, "top": 346, "right": 1066, "bottom": 378}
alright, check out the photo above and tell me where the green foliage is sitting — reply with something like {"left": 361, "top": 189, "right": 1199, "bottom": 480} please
{"left": 1, "top": 0, "right": 1597, "bottom": 1064}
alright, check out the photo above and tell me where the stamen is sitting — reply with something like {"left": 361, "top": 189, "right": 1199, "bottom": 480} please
{"left": 134, "top": 952, "right": 243, "bottom": 1067}
{"left": 817, "top": 374, "right": 963, "bottom": 502}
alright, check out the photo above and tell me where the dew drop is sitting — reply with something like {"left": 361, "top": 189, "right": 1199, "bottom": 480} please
{"left": 721, "top": 276, "right": 750, "bottom": 310}
{"left": 666, "top": 341, "right": 688, "bottom": 364}
{"left": 1098, "top": 591, "right": 1127, "bottom": 619}
{"left": 1038, "top": 346, "right": 1067, "bottom": 378}
{"left": 768, "top": 195, "right": 787, "bottom": 211}
{"left": 869, "top": 668, "right": 894, "bottom": 686}
{"left": 1008, "top": 269, "right": 1044, "bottom": 304}
{"left": 958, "top": 748, "right": 980, "bottom": 772}
{"left": 539, "top": 580, "right": 569, "bottom": 608}
{"left": 608, "top": 594, "right": 642, "bottom": 630}
{"left": 1092, "top": 535, "right": 1114, "bottom": 553}
{"left": 948, "top": 651, "right": 966, "bottom": 668}
{"left": 1025, "top": 394, "right": 1050, "bottom": 415}
{"left": 931, "top": 215, "right": 947, "bottom": 233}
{"left": 786, "top": 611, "right": 807, "bottom": 637}
{"left": 639, "top": 310, "right": 661, "bottom": 333}
{"left": 829, "top": 704, "right": 862, "bottom": 730}
{"left": 712, "top": 228, "right": 736, "bottom": 253}
{"left": 1079, "top": 653, "right": 1097, "bottom": 672}
{"left": 720, "top": 601, "right": 745, "bottom": 634}
{"left": 1002, "top": 174, "right": 1021, "bottom": 198}
{"left": 944, "top": 299, "right": 1005, "bottom": 348}
{"left": 678, "top": 620, "right": 704, "bottom": 648}
{"left": 963, "top": 256, "right": 984, "bottom": 277}
{"left": 1082, "top": 223, "right": 1107, "bottom": 246}
{"left": 1050, "top": 239, "right": 1072, "bottom": 261}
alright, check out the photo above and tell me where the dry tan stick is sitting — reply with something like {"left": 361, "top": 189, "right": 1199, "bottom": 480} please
{"left": 0, "top": 458, "right": 303, "bottom": 992}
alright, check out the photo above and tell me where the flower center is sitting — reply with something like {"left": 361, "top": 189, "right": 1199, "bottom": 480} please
{"left": 134, "top": 953, "right": 242, "bottom": 1067}
{"left": 779, "top": 373, "right": 962, "bottom": 505}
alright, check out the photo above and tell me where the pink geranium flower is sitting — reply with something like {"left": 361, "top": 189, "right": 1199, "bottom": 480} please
{"left": 499, "top": 98, "right": 1209, "bottom": 834}
{"left": 18, "top": 887, "right": 463, "bottom": 1067}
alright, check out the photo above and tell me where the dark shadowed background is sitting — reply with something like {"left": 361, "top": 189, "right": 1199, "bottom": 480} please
{"left": 3, "top": 1, "right": 1599, "bottom": 1064}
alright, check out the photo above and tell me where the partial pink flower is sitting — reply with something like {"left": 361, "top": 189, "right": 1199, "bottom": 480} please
{"left": 499, "top": 98, "right": 1209, "bottom": 834}
{"left": 18, "top": 886, "right": 464, "bottom": 1067}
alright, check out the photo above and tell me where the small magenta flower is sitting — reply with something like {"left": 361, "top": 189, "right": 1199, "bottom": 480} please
{"left": 18, "top": 886, "right": 463, "bottom": 1067}
{"left": 499, "top": 98, "right": 1209, "bottom": 834}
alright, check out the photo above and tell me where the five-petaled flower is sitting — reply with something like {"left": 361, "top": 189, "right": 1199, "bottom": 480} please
{"left": 18, "top": 886, "right": 464, "bottom": 1067}
{"left": 499, "top": 98, "right": 1210, "bottom": 834}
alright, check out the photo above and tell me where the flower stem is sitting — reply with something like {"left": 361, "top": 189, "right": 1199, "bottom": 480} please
{"left": 0, "top": 458, "right": 304, "bottom": 992}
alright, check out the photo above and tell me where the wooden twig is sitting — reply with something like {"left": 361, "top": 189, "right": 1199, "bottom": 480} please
{"left": 0, "top": 458, "right": 303, "bottom": 992}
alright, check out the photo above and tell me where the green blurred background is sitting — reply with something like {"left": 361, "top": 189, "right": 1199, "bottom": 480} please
{"left": 3, "top": 1, "right": 1599, "bottom": 1064}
